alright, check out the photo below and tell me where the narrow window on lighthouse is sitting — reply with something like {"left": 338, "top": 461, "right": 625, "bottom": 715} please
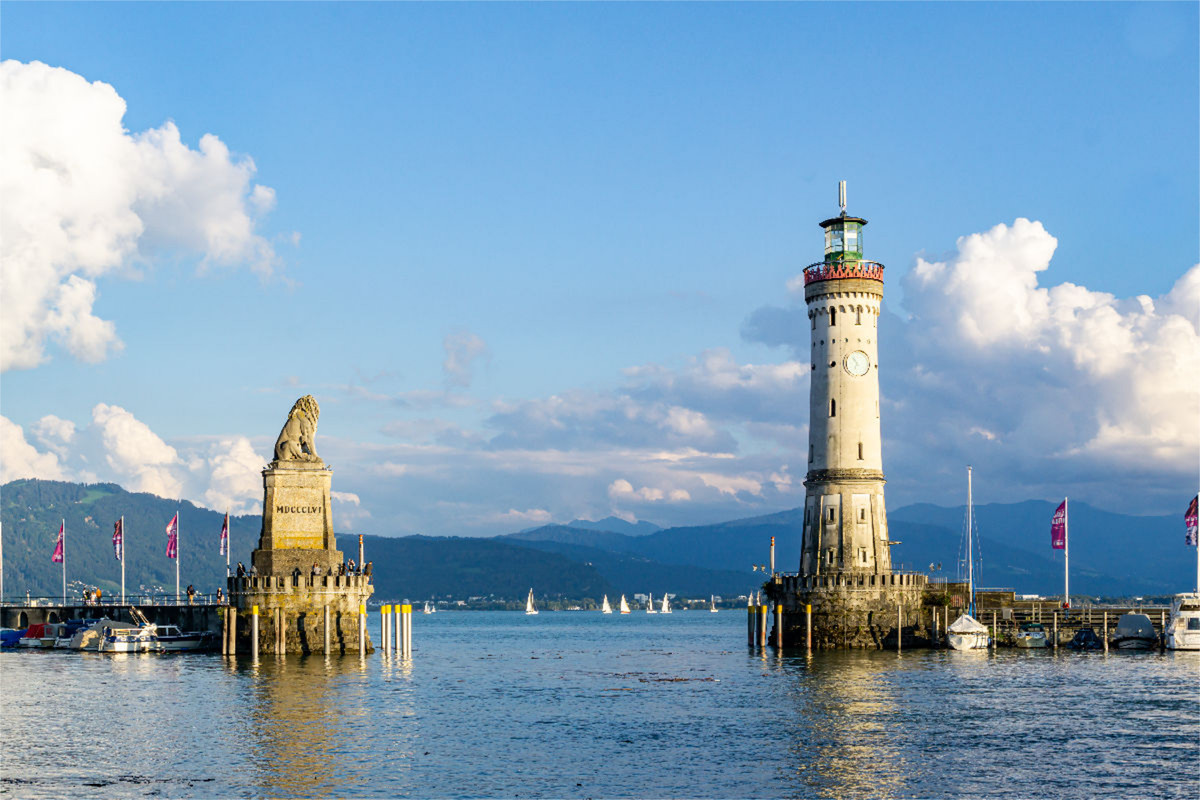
{"left": 827, "top": 508, "right": 835, "bottom": 522}
{"left": 830, "top": 399, "right": 836, "bottom": 417}
{"left": 856, "top": 306, "right": 862, "bottom": 325}
{"left": 829, "top": 308, "right": 836, "bottom": 326}
{"left": 857, "top": 442, "right": 863, "bottom": 460}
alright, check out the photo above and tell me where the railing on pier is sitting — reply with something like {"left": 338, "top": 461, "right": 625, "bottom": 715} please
{"left": 0, "top": 592, "right": 225, "bottom": 608}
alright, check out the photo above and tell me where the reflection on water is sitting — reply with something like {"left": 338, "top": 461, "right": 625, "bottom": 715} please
{"left": 1, "top": 614, "right": 1196, "bottom": 799}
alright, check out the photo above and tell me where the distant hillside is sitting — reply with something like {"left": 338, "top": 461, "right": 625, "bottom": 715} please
{"left": 566, "top": 517, "right": 661, "bottom": 536}
{"left": 1, "top": 479, "right": 258, "bottom": 599}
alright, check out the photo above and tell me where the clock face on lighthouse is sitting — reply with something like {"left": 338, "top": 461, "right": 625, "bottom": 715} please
{"left": 844, "top": 350, "right": 870, "bottom": 376}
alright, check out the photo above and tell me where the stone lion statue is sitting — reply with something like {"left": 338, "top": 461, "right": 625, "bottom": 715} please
{"left": 274, "top": 395, "right": 321, "bottom": 462}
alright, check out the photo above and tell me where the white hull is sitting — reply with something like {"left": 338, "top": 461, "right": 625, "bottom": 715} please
{"left": 947, "top": 632, "right": 989, "bottom": 650}
{"left": 1165, "top": 594, "right": 1200, "bottom": 651}
{"left": 1015, "top": 633, "right": 1047, "bottom": 649}
{"left": 1166, "top": 632, "right": 1200, "bottom": 651}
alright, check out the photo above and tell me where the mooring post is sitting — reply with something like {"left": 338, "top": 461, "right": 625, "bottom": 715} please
{"left": 805, "top": 604, "right": 812, "bottom": 652}
{"left": 992, "top": 611, "right": 997, "bottom": 648}
{"left": 1160, "top": 611, "right": 1166, "bottom": 651}
{"left": 323, "top": 605, "right": 330, "bottom": 655}
{"left": 358, "top": 603, "right": 367, "bottom": 657}
{"left": 401, "top": 604, "right": 412, "bottom": 658}
{"left": 251, "top": 605, "right": 259, "bottom": 660}
{"left": 897, "top": 603, "right": 902, "bottom": 653}
{"left": 382, "top": 605, "right": 391, "bottom": 654}
{"left": 394, "top": 604, "right": 402, "bottom": 656}
{"left": 229, "top": 607, "right": 237, "bottom": 655}
{"left": 775, "top": 604, "right": 783, "bottom": 649}
{"left": 1103, "top": 611, "right": 1109, "bottom": 652}
{"left": 221, "top": 607, "right": 229, "bottom": 655}
{"left": 747, "top": 603, "right": 754, "bottom": 648}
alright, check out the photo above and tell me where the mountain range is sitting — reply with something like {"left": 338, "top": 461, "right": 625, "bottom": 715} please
{"left": 1, "top": 479, "right": 1190, "bottom": 602}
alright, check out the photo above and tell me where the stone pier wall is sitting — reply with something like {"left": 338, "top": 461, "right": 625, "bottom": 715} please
{"left": 227, "top": 573, "right": 374, "bottom": 655}
{"left": 766, "top": 572, "right": 934, "bottom": 649}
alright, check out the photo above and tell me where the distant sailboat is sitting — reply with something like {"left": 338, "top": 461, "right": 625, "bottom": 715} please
{"left": 646, "top": 593, "right": 657, "bottom": 614}
{"left": 660, "top": 593, "right": 671, "bottom": 614}
{"left": 601, "top": 595, "right": 612, "bottom": 614}
{"left": 619, "top": 595, "right": 630, "bottom": 614}
{"left": 525, "top": 588, "right": 538, "bottom": 615}
{"left": 710, "top": 595, "right": 718, "bottom": 613}
{"left": 424, "top": 601, "right": 435, "bottom": 614}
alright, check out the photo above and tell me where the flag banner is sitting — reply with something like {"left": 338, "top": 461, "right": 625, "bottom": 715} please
{"left": 1051, "top": 501, "right": 1067, "bottom": 550}
{"left": 219, "top": 513, "right": 229, "bottom": 557}
{"left": 113, "top": 519, "right": 124, "bottom": 561}
{"left": 1187, "top": 495, "right": 1199, "bottom": 546}
{"left": 165, "top": 513, "right": 178, "bottom": 559}
{"left": 51, "top": 522, "right": 64, "bottom": 563}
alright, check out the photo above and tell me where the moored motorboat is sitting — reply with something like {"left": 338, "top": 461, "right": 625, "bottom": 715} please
{"left": 1015, "top": 622, "right": 1048, "bottom": 648}
{"left": 1068, "top": 627, "right": 1103, "bottom": 651}
{"left": 1110, "top": 613, "right": 1157, "bottom": 651}
{"left": 947, "top": 614, "right": 989, "bottom": 650}
{"left": 98, "top": 624, "right": 156, "bottom": 653}
{"left": 18, "top": 623, "right": 52, "bottom": 648}
{"left": 1165, "top": 593, "right": 1200, "bottom": 651}
{"left": 152, "top": 625, "right": 215, "bottom": 652}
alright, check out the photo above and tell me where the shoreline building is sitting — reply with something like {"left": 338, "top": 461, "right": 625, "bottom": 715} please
{"left": 765, "top": 184, "right": 930, "bottom": 648}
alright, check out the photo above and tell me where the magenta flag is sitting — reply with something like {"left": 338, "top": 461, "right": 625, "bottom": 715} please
{"left": 165, "top": 512, "right": 178, "bottom": 559}
{"left": 113, "top": 519, "right": 124, "bottom": 561}
{"left": 51, "top": 522, "right": 64, "bottom": 563}
{"left": 1051, "top": 500, "right": 1067, "bottom": 550}
{"left": 219, "top": 513, "right": 229, "bottom": 556}
{"left": 1187, "top": 495, "right": 1199, "bottom": 546}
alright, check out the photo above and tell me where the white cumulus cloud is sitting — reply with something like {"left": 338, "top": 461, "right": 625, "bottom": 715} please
{"left": 0, "top": 60, "right": 280, "bottom": 371}
{"left": 0, "top": 416, "right": 66, "bottom": 482}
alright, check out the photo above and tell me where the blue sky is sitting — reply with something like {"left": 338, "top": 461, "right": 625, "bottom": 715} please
{"left": 2, "top": 2, "right": 1197, "bottom": 535}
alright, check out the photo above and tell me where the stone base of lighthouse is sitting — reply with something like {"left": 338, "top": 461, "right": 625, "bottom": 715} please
{"left": 765, "top": 572, "right": 935, "bottom": 649}
{"left": 228, "top": 572, "right": 373, "bottom": 655}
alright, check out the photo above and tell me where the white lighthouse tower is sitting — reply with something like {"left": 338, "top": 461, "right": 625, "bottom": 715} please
{"left": 799, "top": 181, "right": 892, "bottom": 579}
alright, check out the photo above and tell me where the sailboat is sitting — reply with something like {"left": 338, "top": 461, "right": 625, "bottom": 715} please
{"left": 423, "top": 601, "right": 435, "bottom": 614}
{"left": 619, "top": 595, "right": 631, "bottom": 614}
{"left": 660, "top": 593, "right": 671, "bottom": 614}
{"left": 947, "top": 466, "right": 989, "bottom": 651}
{"left": 601, "top": 595, "right": 612, "bottom": 614}
{"left": 645, "top": 593, "right": 657, "bottom": 614}
{"left": 710, "top": 595, "right": 718, "bottom": 613}
{"left": 525, "top": 588, "right": 538, "bottom": 615}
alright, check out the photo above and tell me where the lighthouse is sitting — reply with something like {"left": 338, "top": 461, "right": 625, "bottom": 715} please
{"left": 763, "top": 183, "right": 929, "bottom": 650}
{"left": 799, "top": 181, "right": 891, "bottom": 578}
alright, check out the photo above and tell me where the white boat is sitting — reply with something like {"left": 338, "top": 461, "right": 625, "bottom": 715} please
{"left": 525, "top": 588, "right": 538, "bottom": 615}
{"left": 1110, "top": 613, "right": 1157, "bottom": 650}
{"left": 1015, "top": 622, "right": 1048, "bottom": 649}
{"left": 710, "top": 595, "right": 718, "bottom": 613}
{"left": 601, "top": 595, "right": 612, "bottom": 614}
{"left": 645, "top": 593, "right": 657, "bottom": 614}
{"left": 424, "top": 601, "right": 435, "bottom": 614}
{"left": 1165, "top": 593, "right": 1200, "bottom": 651}
{"left": 66, "top": 618, "right": 126, "bottom": 651}
{"left": 98, "top": 624, "right": 157, "bottom": 653}
{"left": 619, "top": 595, "right": 630, "bottom": 614}
{"left": 153, "top": 625, "right": 215, "bottom": 652}
{"left": 948, "top": 466, "right": 989, "bottom": 651}
{"left": 660, "top": 594, "right": 671, "bottom": 614}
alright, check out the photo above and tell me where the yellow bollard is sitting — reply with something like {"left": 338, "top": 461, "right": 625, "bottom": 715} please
{"left": 382, "top": 604, "right": 392, "bottom": 654}
{"left": 359, "top": 603, "right": 367, "bottom": 657}
{"left": 401, "top": 604, "right": 413, "bottom": 658}
{"left": 805, "top": 603, "right": 812, "bottom": 652}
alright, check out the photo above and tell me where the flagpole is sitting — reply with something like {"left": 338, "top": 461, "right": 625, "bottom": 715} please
{"left": 176, "top": 508, "right": 181, "bottom": 603}
{"left": 1063, "top": 497, "right": 1069, "bottom": 610}
{"left": 62, "top": 518, "right": 67, "bottom": 606}
{"left": 226, "top": 509, "right": 231, "bottom": 578}
{"left": 120, "top": 515, "right": 126, "bottom": 605}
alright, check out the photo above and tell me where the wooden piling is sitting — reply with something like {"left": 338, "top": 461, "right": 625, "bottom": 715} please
{"left": 1103, "top": 611, "right": 1109, "bottom": 652}
{"left": 775, "top": 604, "right": 783, "bottom": 649}
{"left": 991, "top": 611, "right": 997, "bottom": 648}
{"left": 896, "top": 604, "right": 902, "bottom": 653}
{"left": 757, "top": 605, "right": 768, "bottom": 648}
{"left": 358, "top": 603, "right": 367, "bottom": 657}
{"left": 221, "top": 607, "right": 229, "bottom": 655}
{"left": 394, "top": 605, "right": 402, "bottom": 657}
{"left": 400, "top": 604, "right": 412, "bottom": 658}
{"left": 229, "top": 608, "right": 237, "bottom": 655}
{"left": 1053, "top": 611, "right": 1058, "bottom": 649}
{"left": 747, "top": 604, "right": 754, "bottom": 647}
{"left": 251, "top": 605, "right": 259, "bottom": 660}
{"left": 382, "top": 605, "right": 391, "bottom": 654}
{"left": 323, "top": 605, "right": 330, "bottom": 655}
{"left": 805, "top": 604, "right": 812, "bottom": 652}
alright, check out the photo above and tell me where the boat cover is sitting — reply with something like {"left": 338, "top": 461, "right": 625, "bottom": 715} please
{"left": 24, "top": 623, "right": 46, "bottom": 639}
{"left": 1113, "top": 613, "right": 1156, "bottom": 639}
{"left": 948, "top": 614, "right": 988, "bottom": 633}
{"left": 0, "top": 629, "right": 25, "bottom": 647}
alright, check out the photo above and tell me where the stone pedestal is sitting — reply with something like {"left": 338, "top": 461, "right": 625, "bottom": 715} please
{"left": 766, "top": 571, "right": 933, "bottom": 649}
{"left": 234, "top": 456, "right": 373, "bottom": 654}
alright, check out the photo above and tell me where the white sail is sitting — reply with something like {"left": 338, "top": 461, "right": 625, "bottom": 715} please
{"left": 710, "top": 595, "right": 718, "bottom": 613}
{"left": 646, "top": 593, "right": 657, "bottom": 613}
{"left": 525, "top": 588, "right": 538, "bottom": 615}
{"left": 619, "top": 595, "right": 630, "bottom": 614}
{"left": 601, "top": 595, "right": 612, "bottom": 614}
{"left": 661, "top": 593, "right": 671, "bottom": 614}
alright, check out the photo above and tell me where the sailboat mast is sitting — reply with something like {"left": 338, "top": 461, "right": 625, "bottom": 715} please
{"left": 967, "top": 467, "right": 974, "bottom": 615}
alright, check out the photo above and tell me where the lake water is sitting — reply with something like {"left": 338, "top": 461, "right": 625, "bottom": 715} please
{"left": 1, "top": 611, "right": 1196, "bottom": 798}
